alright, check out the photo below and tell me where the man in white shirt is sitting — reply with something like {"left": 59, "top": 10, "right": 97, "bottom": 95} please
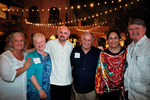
{"left": 45, "top": 26, "right": 73, "bottom": 100}
{"left": 124, "top": 18, "right": 150, "bottom": 100}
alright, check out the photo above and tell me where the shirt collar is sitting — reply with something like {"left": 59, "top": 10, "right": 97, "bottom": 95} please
{"left": 131, "top": 35, "right": 147, "bottom": 47}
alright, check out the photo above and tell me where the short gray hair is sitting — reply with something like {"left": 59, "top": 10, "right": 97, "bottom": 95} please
{"left": 57, "top": 26, "right": 70, "bottom": 35}
{"left": 81, "top": 32, "right": 94, "bottom": 41}
{"left": 4, "top": 32, "right": 26, "bottom": 51}
{"left": 128, "top": 18, "right": 146, "bottom": 29}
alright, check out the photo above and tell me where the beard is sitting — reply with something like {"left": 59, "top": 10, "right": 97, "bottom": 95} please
{"left": 59, "top": 36, "right": 66, "bottom": 42}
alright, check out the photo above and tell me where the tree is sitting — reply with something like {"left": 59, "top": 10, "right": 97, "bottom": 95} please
{"left": 95, "top": 0, "right": 150, "bottom": 37}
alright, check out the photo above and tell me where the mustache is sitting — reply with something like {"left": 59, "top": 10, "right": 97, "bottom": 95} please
{"left": 60, "top": 36, "right": 65, "bottom": 38}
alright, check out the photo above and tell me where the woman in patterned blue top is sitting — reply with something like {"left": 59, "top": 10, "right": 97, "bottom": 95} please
{"left": 26, "top": 33, "right": 51, "bottom": 100}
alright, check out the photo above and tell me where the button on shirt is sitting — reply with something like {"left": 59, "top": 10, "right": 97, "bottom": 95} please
{"left": 71, "top": 46, "right": 101, "bottom": 93}
{"left": 124, "top": 35, "right": 150, "bottom": 100}
{"left": 45, "top": 39, "right": 73, "bottom": 86}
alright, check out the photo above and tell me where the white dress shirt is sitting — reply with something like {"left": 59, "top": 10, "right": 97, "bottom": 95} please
{"left": 0, "top": 50, "right": 27, "bottom": 100}
{"left": 124, "top": 35, "right": 150, "bottom": 100}
{"left": 45, "top": 39, "right": 73, "bottom": 86}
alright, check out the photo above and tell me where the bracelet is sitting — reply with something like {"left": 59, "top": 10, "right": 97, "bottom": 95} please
{"left": 37, "top": 87, "right": 42, "bottom": 92}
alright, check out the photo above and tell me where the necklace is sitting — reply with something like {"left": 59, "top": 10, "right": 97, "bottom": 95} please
{"left": 109, "top": 45, "right": 121, "bottom": 53}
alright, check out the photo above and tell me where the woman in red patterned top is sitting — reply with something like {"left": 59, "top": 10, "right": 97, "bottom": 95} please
{"left": 95, "top": 30, "right": 128, "bottom": 100}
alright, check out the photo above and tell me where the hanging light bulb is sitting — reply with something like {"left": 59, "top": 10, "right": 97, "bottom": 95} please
{"left": 90, "top": 3, "right": 94, "bottom": 7}
{"left": 71, "top": 6, "right": 74, "bottom": 9}
{"left": 77, "top": 5, "right": 80, "bottom": 9}
{"left": 118, "top": 0, "right": 121, "bottom": 3}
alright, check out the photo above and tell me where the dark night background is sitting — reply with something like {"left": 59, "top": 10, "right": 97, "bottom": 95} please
{"left": 70, "top": 0, "right": 150, "bottom": 37}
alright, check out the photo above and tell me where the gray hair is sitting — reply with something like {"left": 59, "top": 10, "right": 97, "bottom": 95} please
{"left": 128, "top": 18, "right": 146, "bottom": 29}
{"left": 81, "top": 32, "right": 94, "bottom": 42}
{"left": 57, "top": 26, "right": 70, "bottom": 35}
{"left": 4, "top": 32, "right": 26, "bottom": 51}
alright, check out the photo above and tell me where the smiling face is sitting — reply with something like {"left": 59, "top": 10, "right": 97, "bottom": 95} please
{"left": 33, "top": 36, "right": 46, "bottom": 52}
{"left": 81, "top": 32, "right": 93, "bottom": 51}
{"left": 128, "top": 24, "right": 146, "bottom": 43}
{"left": 107, "top": 32, "right": 120, "bottom": 49}
{"left": 10, "top": 34, "right": 25, "bottom": 51}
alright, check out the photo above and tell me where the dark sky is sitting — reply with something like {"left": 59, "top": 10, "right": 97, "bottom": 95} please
{"left": 69, "top": 0, "right": 149, "bottom": 19}
{"left": 69, "top": 0, "right": 131, "bottom": 18}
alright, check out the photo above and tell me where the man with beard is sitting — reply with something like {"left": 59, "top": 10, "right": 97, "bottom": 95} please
{"left": 45, "top": 26, "right": 73, "bottom": 100}
{"left": 124, "top": 18, "right": 150, "bottom": 100}
{"left": 71, "top": 32, "right": 101, "bottom": 100}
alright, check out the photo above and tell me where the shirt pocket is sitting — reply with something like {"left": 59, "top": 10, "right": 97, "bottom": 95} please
{"left": 136, "top": 56, "right": 150, "bottom": 77}
{"left": 136, "top": 57, "right": 145, "bottom": 70}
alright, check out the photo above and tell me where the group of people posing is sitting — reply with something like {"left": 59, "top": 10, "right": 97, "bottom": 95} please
{"left": 0, "top": 18, "right": 150, "bottom": 100}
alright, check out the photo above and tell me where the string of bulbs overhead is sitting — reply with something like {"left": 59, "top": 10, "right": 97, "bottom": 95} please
{"left": 1, "top": 0, "right": 141, "bottom": 31}
{"left": 25, "top": 0, "right": 140, "bottom": 27}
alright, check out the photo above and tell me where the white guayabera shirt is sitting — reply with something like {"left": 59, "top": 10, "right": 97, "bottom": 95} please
{"left": 0, "top": 50, "right": 28, "bottom": 100}
{"left": 45, "top": 39, "right": 73, "bottom": 86}
{"left": 124, "top": 35, "right": 150, "bottom": 100}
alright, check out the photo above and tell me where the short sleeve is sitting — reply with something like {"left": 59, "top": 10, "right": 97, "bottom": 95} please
{"left": 44, "top": 40, "right": 51, "bottom": 54}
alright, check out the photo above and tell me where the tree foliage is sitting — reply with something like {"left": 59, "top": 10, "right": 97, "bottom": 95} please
{"left": 96, "top": 0, "right": 150, "bottom": 37}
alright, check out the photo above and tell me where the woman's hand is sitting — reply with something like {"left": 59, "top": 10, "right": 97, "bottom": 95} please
{"left": 24, "top": 57, "right": 33, "bottom": 70}
{"left": 38, "top": 89, "right": 47, "bottom": 99}
{"left": 16, "top": 57, "right": 33, "bottom": 77}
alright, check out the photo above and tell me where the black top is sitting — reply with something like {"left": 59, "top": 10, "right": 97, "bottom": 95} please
{"left": 71, "top": 46, "right": 101, "bottom": 93}
{"left": 104, "top": 47, "right": 125, "bottom": 55}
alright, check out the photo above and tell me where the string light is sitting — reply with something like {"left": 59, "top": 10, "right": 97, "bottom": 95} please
{"left": 77, "top": 5, "right": 80, "bottom": 9}
{"left": 96, "top": 14, "right": 99, "bottom": 17}
{"left": 71, "top": 6, "right": 74, "bottom": 9}
{"left": 26, "top": 21, "right": 105, "bottom": 31}
{"left": 125, "top": 4, "right": 128, "bottom": 7}
{"left": 2, "top": 0, "right": 137, "bottom": 11}
{"left": 90, "top": 3, "right": 94, "bottom": 7}
{"left": 118, "top": 0, "right": 122, "bottom": 3}
{"left": 3, "top": 0, "right": 140, "bottom": 27}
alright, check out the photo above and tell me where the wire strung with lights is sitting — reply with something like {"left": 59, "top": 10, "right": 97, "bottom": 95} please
{"left": 2, "top": 0, "right": 141, "bottom": 27}
{"left": 25, "top": 0, "right": 140, "bottom": 26}
{"left": 2, "top": 0, "right": 140, "bottom": 11}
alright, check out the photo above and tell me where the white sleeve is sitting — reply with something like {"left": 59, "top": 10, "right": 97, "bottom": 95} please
{"left": 0, "top": 55, "right": 16, "bottom": 82}
{"left": 44, "top": 40, "right": 51, "bottom": 54}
